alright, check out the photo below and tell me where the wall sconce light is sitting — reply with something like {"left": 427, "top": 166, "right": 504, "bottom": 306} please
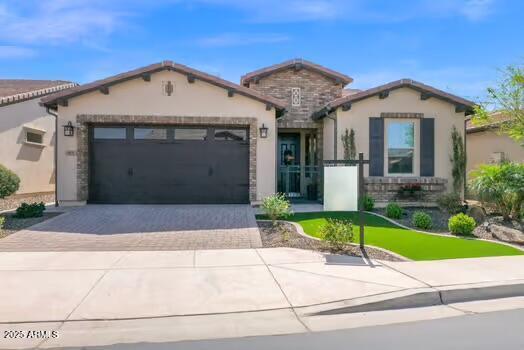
{"left": 63, "top": 121, "right": 75, "bottom": 137}
{"left": 259, "top": 124, "right": 268, "bottom": 138}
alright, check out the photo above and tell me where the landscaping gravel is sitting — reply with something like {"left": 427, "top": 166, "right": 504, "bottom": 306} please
{"left": 257, "top": 221, "right": 404, "bottom": 262}
{"left": 374, "top": 207, "right": 451, "bottom": 232}
{"left": 0, "top": 212, "right": 62, "bottom": 239}
{"left": 0, "top": 192, "right": 54, "bottom": 212}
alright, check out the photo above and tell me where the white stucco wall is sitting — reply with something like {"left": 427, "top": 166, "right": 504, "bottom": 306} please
{"left": 323, "top": 87, "right": 466, "bottom": 187}
{"left": 56, "top": 69, "right": 277, "bottom": 204}
{"left": 0, "top": 98, "right": 55, "bottom": 194}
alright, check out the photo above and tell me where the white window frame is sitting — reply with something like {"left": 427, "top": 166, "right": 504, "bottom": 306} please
{"left": 22, "top": 125, "right": 46, "bottom": 147}
{"left": 291, "top": 87, "right": 301, "bottom": 107}
{"left": 384, "top": 119, "right": 419, "bottom": 176}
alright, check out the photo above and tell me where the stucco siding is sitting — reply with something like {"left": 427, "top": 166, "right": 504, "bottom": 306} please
{"left": 0, "top": 98, "right": 55, "bottom": 194}
{"left": 467, "top": 130, "right": 524, "bottom": 175}
{"left": 56, "top": 69, "right": 276, "bottom": 204}
{"left": 333, "top": 87, "right": 465, "bottom": 187}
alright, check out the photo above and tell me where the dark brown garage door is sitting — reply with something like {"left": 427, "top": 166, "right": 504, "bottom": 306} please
{"left": 88, "top": 125, "right": 250, "bottom": 204}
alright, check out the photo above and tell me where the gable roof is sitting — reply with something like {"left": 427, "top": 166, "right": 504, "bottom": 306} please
{"left": 41, "top": 61, "right": 287, "bottom": 113}
{"left": 240, "top": 58, "right": 353, "bottom": 87}
{"left": 312, "top": 79, "right": 476, "bottom": 120}
{"left": 0, "top": 80, "right": 76, "bottom": 107}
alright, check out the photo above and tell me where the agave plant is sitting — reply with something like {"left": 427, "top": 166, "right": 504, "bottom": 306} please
{"left": 469, "top": 162, "right": 524, "bottom": 220}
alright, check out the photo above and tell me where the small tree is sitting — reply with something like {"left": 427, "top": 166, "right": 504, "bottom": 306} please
{"left": 261, "top": 193, "right": 292, "bottom": 226}
{"left": 341, "top": 128, "right": 356, "bottom": 160}
{"left": 0, "top": 164, "right": 20, "bottom": 199}
{"left": 450, "top": 126, "right": 466, "bottom": 194}
{"left": 472, "top": 64, "right": 524, "bottom": 144}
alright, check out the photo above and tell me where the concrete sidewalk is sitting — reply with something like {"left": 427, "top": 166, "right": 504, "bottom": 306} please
{"left": 2, "top": 248, "right": 524, "bottom": 348}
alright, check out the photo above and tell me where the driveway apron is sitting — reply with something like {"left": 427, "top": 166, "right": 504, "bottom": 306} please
{"left": 0, "top": 205, "right": 262, "bottom": 251}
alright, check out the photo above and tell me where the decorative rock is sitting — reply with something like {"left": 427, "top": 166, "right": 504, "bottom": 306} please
{"left": 467, "top": 205, "right": 487, "bottom": 225}
{"left": 490, "top": 223, "right": 524, "bottom": 245}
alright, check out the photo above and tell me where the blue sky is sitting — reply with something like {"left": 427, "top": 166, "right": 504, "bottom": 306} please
{"left": 0, "top": 0, "right": 522, "bottom": 101}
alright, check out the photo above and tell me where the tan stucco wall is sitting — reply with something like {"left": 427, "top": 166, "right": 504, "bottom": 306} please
{"left": 0, "top": 98, "right": 55, "bottom": 194}
{"left": 467, "top": 130, "right": 524, "bottom": 175}
{"left": 56, "top": 69, "right": 276, "bottom": 204}
{"left": 324, "top": 87, "right": 466, "bottom": 188}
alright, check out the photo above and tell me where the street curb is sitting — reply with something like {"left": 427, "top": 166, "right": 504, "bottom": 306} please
{"left": 303, "top": 280, "right": 524, "bottom": 316}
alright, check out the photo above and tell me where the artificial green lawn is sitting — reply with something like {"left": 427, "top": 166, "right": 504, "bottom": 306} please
{"left": 257, "top": 211, "right": 523, "bottom": 261}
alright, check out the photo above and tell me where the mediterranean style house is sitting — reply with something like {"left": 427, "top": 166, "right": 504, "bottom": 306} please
{"left": 0, "top": 80, "right": 75, "bottom": 195}
{"left": 40, "top": 59, "right": 475, "bottom": 206}
{"left": 466, "top": 112, "right": 524, "bottom": 174}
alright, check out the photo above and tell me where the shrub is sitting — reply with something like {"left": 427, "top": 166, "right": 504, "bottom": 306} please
{"left": 0, "top": 216, "right": 4, "bottom": 230}
{"left": 320, "top": 218, "right": 354, "bottom": 250}
{"left": 448, "top": 213, "right": 476, "bottom": 235}
{"left": 469, "top": 162, "right": 524, "bottom": 220}
{"left": 360, "top": 195, "right": 375, "bottom": 211}
{"left": 385, "top": 203, "right": 403, "bottom": 219}
{"left": 436, "top": 193, "right": 465, "bottom": 214}
{"left": 261, "top": 193, "right": 292, "bottom": 226}
{"left": 14, "top": 202, "right": 46, "bottom": 219}
{"left": 0, "top": 164, "right": 20, "bottom": 199}
{"left": 411, "top": 211, "right": 432, "bottom": 230}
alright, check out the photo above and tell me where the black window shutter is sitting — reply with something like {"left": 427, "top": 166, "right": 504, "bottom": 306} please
{"left": 420, "top": 118, "right": 435, "bottom": 176}
{"left": 369, "top": 117, "right": 384, "bottom": 176}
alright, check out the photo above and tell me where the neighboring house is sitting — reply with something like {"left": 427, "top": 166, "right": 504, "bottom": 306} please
{"left": 0, "top": 80, "right": 76, "bottom": 195}
{"left": 466, "top": 112, "right": 524, "bottom": 174}
{"left": 41, "top": 59, "right": 474, "bottom": 206}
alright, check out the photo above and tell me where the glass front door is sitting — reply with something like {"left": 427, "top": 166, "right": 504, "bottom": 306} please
{"left": 278, "top": 133, "right": 301, "bottom": 197}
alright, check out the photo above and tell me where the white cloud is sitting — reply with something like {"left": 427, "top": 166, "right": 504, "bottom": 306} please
{"left": 0, "top": 0, "right": 126, "bottom": 45}
{"left": 421, "top": 0, "right": 496, "bottom": 21}
{"left": 188, "top": 0, "right": 498, "bottom": 22}
{"left": 0, "top": 45, "right": 36, "bottom": 59}
{"left": 196, "top": 33, "right": 290, "bottom": 47}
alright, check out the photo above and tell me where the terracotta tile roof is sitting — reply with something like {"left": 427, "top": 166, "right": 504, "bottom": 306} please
{"left": 342, "top": 88, "right": 362, "bottom": 96}
{"left": 0, "top": 80, "right": 76, "bottom": 106}
{"left": 41, "top": 61, "right": 287, "bottom": 112}
{"left": 240, "top": 58, "right": 353, "bottom": 86}
{"left": 312, "top": 78, "right": 476, "bottom": 120}
{"left": 466, "top": 111, "right": 512, "bottom": 133}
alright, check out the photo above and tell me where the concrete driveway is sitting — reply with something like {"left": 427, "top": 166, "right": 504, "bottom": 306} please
{"left": 0, "top": 205, "right": 262, "bottom": 251}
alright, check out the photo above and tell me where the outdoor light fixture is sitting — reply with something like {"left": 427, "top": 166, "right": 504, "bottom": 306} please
{"left": 259, "top": 123, "right": 268, "bottom": 138}
{"left": 63, "top": 121, "right": 75, "bottom": 137}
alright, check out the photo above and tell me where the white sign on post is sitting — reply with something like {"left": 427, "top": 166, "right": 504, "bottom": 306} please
{"left": 323, "top": 166, "right": 359, "bottom": 211}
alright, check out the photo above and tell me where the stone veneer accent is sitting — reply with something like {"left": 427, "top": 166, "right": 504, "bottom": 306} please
{"left": 76, "top": 114, "right": 258, "bottom": 202}
{"left": 365, "top": 177, "right": 447, "bottom": 203}
{"left": 247, "top": 68, "right": 343, "bottom": 129}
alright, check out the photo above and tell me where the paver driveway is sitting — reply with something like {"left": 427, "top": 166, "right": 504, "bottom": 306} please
{"left": 0, "top": 205, "right": 262, "bottom": 251}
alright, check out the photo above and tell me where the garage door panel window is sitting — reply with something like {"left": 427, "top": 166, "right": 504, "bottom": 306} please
{"left": 174, "top": 128, "right": 208, "bottom": 140}
{"left": 214, "top": 129, "right": 247, "bottom": 141}
{"left": 387, "top": 121, "right": 415, "bottom": 175}
{"left": 94, "top": 127, "right": 127, "bottom": 140}
{"left": 134, "top": 128, "right": 167, "bottom": 140}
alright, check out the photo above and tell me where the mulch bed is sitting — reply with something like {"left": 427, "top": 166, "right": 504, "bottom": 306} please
{"left": 374, "top": 207, "right": 450, "bottom": 232}
{"left": 257, "top": 221, "right": 404, "bottom": 262}
{"left": 0, "top": 212, "right": 62, "bottom": 239}
{"left": 0, "top": 192, "right": 54, "bottom": 212}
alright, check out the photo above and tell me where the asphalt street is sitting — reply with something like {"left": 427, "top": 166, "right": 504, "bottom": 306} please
{"left": 61, "top": 308, "right": 524, "bottom": 350}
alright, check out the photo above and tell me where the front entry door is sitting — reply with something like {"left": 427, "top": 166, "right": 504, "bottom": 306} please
{"left": 278, "top": 133, "right": 301, "bottom": 197}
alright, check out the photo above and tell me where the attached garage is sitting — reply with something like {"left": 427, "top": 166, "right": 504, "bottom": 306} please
{"left": 41, "top": 61, "right": 284, "bottom": 206}
{"left": 89, "top": 125, "right": 250, "bottom": 204}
